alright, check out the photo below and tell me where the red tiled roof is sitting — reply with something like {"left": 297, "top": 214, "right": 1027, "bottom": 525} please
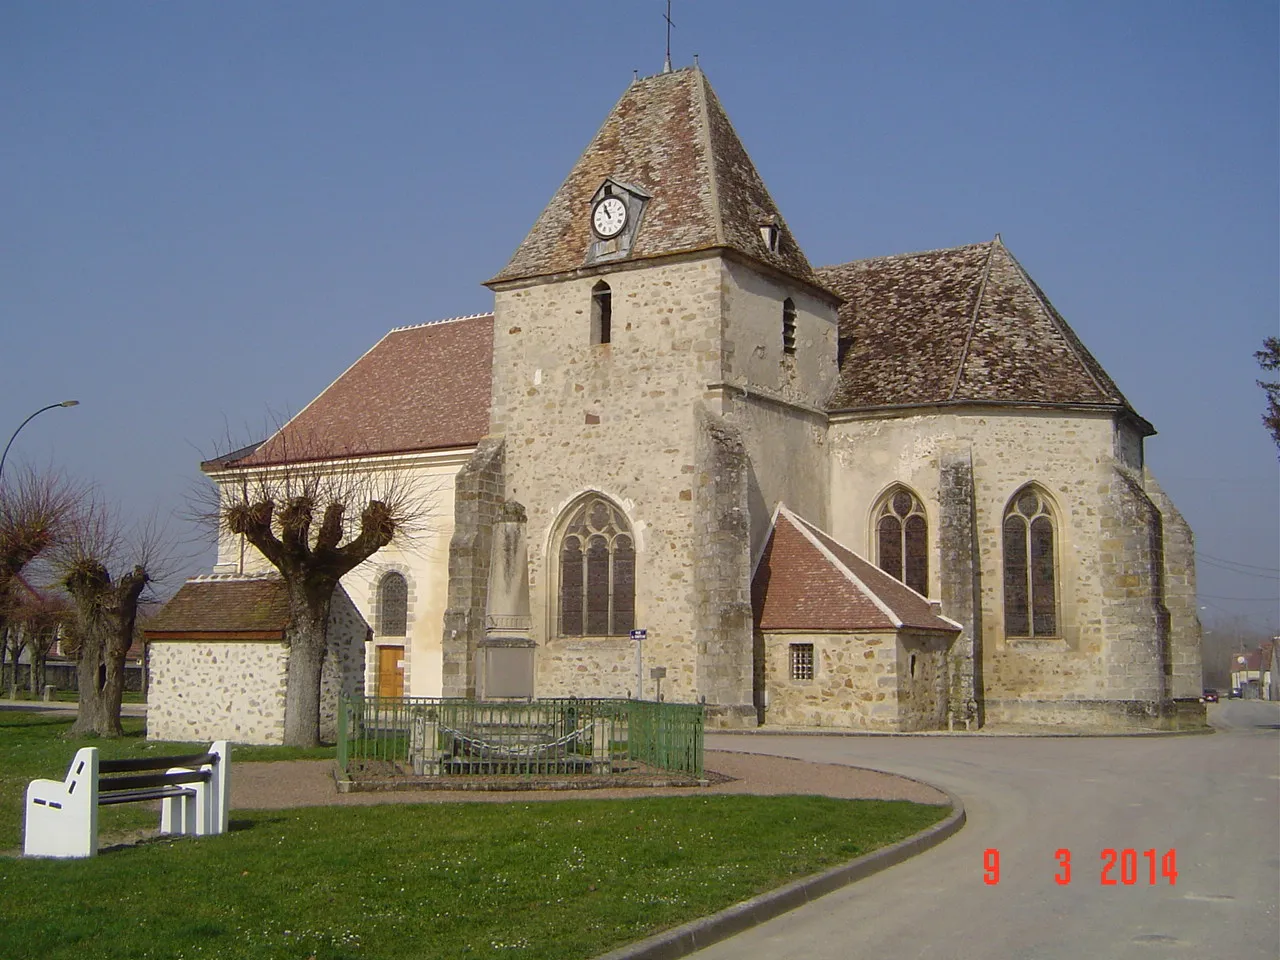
{"left": 817, "top": 238, "right": 1148, "bottom": 429}
{"left": 752, "top": 506, "right": 960, "bottom": 633}
{"left": 144, "top": 575, "right": 290, "bottom": 637}
{"left": 489, "top": 68, "right": 817, "bottom": 289}
{"left": 221, "top": 314, "right": 493, "bottom": 468}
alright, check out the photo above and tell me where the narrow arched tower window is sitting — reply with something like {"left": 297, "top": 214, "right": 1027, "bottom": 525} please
{"left": 378, "top": 572, "right": 408, "bottom": 637}
{"left": 875, "top": 487, "right": 928, "bottom": 595}
{"left": 1003, "top": 488, "right": 1058, "bottom": 637}
{"left": 782, "top": 297, "right": 797, "bottom": 355}
{"left": 557, "top": 495, "right": 635, "bottom": 637}
{"left": 591, "top": 281, "right": 612, "bottom": 345}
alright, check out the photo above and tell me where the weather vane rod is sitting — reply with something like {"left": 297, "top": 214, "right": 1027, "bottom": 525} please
{"left": 663, "top": 0, "right": 674, "bottom": 73}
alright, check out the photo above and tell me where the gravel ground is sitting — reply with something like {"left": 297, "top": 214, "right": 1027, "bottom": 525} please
{"left": 231, "top": 750, "right": 949, "bottom": 810}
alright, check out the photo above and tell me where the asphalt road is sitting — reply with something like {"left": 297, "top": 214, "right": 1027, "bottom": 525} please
{"left": 697, "top": 701, "right": 1280, "bottom": 960}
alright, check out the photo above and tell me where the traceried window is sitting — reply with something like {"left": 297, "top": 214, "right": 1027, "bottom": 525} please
{"left": 591, "top": 281, "right": 612, "bottom": 345}
{"left": 378, "top": 572, "right": 408, "bottom": 637}
{"left": 782, "top": 297, "right": 797, "bottom": 355}
{"left": 557, "top": 495, "right": 634, "bottom": 637}
{"left": 1003, "top": 487, "right": 1058, "bottom": 637}
{"left": 875, "top": 487, "right": 928, "bottom": 595}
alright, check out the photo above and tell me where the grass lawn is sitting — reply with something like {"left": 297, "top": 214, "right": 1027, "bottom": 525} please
{"left": 1, "top": 712, "right": 950, "bottom": 960}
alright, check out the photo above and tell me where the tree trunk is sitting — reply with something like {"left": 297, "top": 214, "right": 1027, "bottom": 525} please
{"left": 282, "top": 594, "right": 331, "bottom": 747}
{"left": 96, "top": 642, "right": 127, "bottom": 737}
{"left": 70, "top": 632, "right": 101, "bottom": 737}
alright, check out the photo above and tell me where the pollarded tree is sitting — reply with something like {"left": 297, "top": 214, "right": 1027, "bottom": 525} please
{"left": 1256, "top": 336, "right": 1280, "bottom": 451}
{"left": 197, "top": 433, "right": 424, "bottom": 747}
{"left": 55, "top": 502, "right": 167, "bottom": 738}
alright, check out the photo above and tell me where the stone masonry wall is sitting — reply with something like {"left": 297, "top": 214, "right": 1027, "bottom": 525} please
{"left": 896, "top": 630, "right": 952, "bottom": 731}
{"left": 148, "top": 641, "right": 288, "bottom": 744}
{"left": 442, "top": 438, "right": 505, "bottom": 698}
{"left": 762, "top": 630, "right": 900, "bottom": 729}
{"left": 829, "top": 409, "right": 1169, "bottom": 717}
{"left": 318, "top": 586, "right": 369, "bottom": 742}
{"left": 491, "top": 257, "right": 727, "bottom": 704}
{"left": 692, "top": 405, "right": 754, "bottom": 722}
{"left": 1098, "top": 467, "right": 1169, "bottom": 701}
{"left": 1143, "top": 470, "right": 1203, "bottom": 699}
{"left": 938, "top": 449, "right": 983, "bottom": 725}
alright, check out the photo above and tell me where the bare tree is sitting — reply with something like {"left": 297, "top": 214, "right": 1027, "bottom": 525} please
{"left": 54, "top": 501, "right": 170, "bottom": 737}
{"left": 0, "top": 467, "right": 82, "bottom": 694}
{"left": 1257, "top": 336, "right": 1280, "bottom": 451}
{"left": 195, "top": 431, "right": 426, "bottom": 747}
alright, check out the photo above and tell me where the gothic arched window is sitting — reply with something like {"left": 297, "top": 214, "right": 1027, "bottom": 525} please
{"left": 591, "top": 281, "right": 612, "bottom": 345}
{"left": 875, "top": 487, "right": 928, "bottom": 595}
{"left": 378, "top": 572, "right": 408, "bottom": 637}
{"left": 1003, "top": 487, "right": 1058, "bottom": 637}
{"left": 557, "top": 495, "right": 635, "bottom": 637}
{"left": 782, "top": 297, "right": 797, "bottom": 355}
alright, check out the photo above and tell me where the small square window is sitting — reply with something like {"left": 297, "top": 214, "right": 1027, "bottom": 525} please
{"left": 790, "top": 643, "right": 814, "bottom": 681}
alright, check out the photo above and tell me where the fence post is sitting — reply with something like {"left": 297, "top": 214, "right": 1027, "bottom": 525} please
{"left": 336, "top": 694, "right": 349, "bottom": 778}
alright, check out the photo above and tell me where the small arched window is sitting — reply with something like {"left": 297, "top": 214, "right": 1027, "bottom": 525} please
{"left": 378, "top": 572, "right": 408, "bottom": 637}
{"left": 875, "top": 487, "right": 928, "bottom": 595}
{"left": 557, "top": 495, "right": 634, "bottom": 637}
{"left": 591, "top": 281, "right": 612, "bottom": 345}
{"left": 1003, "top": 487, "right": 1057, "bottom": 637}
{"left": 782, "top": 297, "right": 797, "bottom": 355}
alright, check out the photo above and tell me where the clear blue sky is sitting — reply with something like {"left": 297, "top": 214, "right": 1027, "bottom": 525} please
{"left": 3, "top": 2, "right": 1277, "bottom": 634}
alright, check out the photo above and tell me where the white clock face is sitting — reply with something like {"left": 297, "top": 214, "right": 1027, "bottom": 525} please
{"left": 592, "top": 196, "right": 628, "bottom": 239}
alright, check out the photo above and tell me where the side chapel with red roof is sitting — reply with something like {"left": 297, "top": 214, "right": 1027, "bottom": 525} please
{"left": 156, "top": 67, "right": 1205, "bottom": 737}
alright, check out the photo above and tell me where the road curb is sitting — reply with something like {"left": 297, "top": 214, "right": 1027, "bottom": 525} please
{"left": 593, "top": 781, "right": 966, "bottom": 960}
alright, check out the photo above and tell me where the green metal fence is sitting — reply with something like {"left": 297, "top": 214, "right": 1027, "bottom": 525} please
{"left": 336, "top": 695, "right": 704, "bottom": 781}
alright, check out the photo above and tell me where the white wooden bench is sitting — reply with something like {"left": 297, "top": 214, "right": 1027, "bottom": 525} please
{"left": 23, "top": 741, "right": 230, "bottom": 858}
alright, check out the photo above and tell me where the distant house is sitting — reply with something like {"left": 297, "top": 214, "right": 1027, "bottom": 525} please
{"left": 1230, "top": 643, "right": 1276, "bottom": 699}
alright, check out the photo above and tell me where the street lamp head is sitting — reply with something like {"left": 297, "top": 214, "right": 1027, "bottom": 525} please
{"left": 59, "top": 400, "right": 79, "bottom": 407}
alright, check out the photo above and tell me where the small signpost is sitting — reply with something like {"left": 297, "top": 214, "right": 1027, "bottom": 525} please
{"left": 631, "top": 629, "right": 646, "bottom": 699}
{"left": 650, "top": 666, "right": 667, "bottom": 702}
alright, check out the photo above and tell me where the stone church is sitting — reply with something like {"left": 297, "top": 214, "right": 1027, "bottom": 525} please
{"left": 151, "top": 67, "right": 1204, "bottom": 738}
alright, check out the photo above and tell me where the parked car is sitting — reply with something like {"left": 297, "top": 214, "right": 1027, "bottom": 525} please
{"left": 1229, "top": 688, "right": 1242, "bottom": 699}
{"left": 1202, "top": 689, "right": 1220, "bottom": 703}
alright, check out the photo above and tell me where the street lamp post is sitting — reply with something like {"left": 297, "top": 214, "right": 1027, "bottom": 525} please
{"left": 0, "top": 401, "right": 80, "bottom": 482}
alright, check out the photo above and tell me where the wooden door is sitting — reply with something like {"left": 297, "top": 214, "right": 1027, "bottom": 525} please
{"left": 377, "top": 646, "right": 404, "bottom": 698}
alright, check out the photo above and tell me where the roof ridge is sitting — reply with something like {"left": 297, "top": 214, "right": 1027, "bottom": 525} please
{"left": 387, "top": 312, "right": 493, "bottom": 334}
{"left": 817, "top": 240, "right": 995, "bottom": 272}
{"left": 995, "top": 241, "right": 1118, "bottom": 404}
{"left": 948, "top": 238, "right": 999, "bottom": 400}
{"left": 692, "top": 69, "right": 725, "bottom": 247}
{"left": 188, "top": 572, "right": 282, "bottom": 583}
{"left": 779, "top": 506, "right": 903, "bottom": 628}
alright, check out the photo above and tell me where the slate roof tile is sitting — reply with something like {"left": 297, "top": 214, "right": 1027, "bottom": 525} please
{"left": 489, "top": 68, "right": 815, "bottom": 287}
{"left": 817, "top": 239, "right": 1144, "bottom": 426}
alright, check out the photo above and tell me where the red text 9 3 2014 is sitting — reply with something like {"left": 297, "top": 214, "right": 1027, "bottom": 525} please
{"left": 982, "top": 848, "right": 1177, "bottom": 886}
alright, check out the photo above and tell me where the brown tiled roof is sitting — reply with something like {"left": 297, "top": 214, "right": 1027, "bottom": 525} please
{"left": 221, "top": 314, "right": 494, "bottom": 468}
{"left": 817, "top": 239, "right": 1146, "bottom": 427}
{"left": 752, "top": 506, "right": 960, "bottom": 633}
{"left": 489, "top": 68, "right": 816, "bottom": 288}
{"left": 144, "top": 575, "right": 290, "bottom": 637}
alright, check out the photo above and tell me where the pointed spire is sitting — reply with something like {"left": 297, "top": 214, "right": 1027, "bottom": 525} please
{"left": 489, "top": 70, "right": 815, "bottom": 288}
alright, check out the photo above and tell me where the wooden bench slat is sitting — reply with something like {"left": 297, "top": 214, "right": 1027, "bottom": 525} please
{"left": 100, "top": 770, "right": 213, "bottom": 793}
{"left": 99, "top": 753, "right": 218, "bottom": 774}
{"left": 99, "top": 786, "right": 197, "bottom": 806}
